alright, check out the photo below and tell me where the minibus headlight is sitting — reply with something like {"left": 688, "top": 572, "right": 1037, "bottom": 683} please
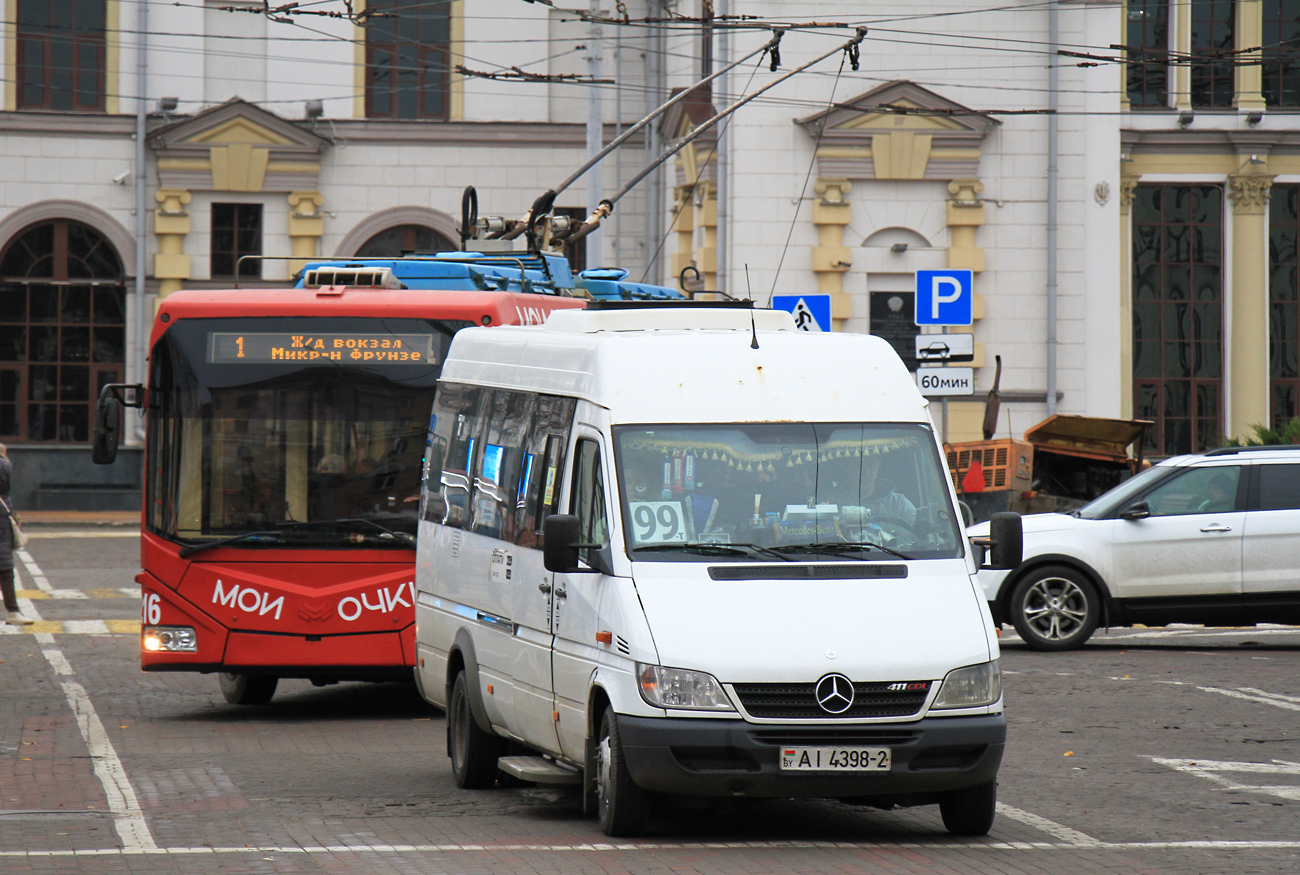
{"left": 932, "top": 660, "right": 1001, "bottom": 709}
{"left": 637, "top": 664, "right": 735, "bottom": 711}
{"left": 142, "top": 625, "right": 197, "bottom": 653}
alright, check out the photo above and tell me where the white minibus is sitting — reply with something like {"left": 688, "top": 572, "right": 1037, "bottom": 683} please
{"left": 413, "top": 301, "right": 1021, "bottom": 837}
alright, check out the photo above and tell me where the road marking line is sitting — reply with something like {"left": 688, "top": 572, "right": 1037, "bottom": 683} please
{"left": 996, "top": 804, "right": 1101, "bottom": 846}
{"left": 27, "top": 531, "right": 139, "bottom": 538}
{"left": 64, "top": 619, "right": 110, "bottom": 635}
{"left": 1150, "top": 757, "right": 1300, "bottom": 803}
{"left": 4, "top": 839, "right": 1300, "bottom": 858}
{"left": 16, "top": 553, "right": 157, "bottom": 853}
{"left": 16, "top": 550, "right": 53, "bottom": 593}
{"left": 1239, "top": 687, "right": 1300, "bottom": 705}
{"left": 15, "top": 588, "right": 133, "bottom": 601}
{"left": 1196, "top": 685, "right": 1300, "bottom": 712}
{"left": 1, "top": 621, "right": 138, "bottom": 635}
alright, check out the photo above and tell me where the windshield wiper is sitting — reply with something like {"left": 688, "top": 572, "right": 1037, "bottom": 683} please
{"left": 277, "top": 518, "right": 416, "bottom": 547}
{"left": 773, "top": 541, "right": 914, "bottom": 561}
{"left": 178, "top": 531, "right": 286, "bottom": 558}
{"left": 636, "top": 542, "right": 792, "bottom": 561}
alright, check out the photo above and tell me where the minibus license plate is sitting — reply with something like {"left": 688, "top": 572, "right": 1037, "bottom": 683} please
{"left": 780, "top": 746, "right": 890, "bottom": 771}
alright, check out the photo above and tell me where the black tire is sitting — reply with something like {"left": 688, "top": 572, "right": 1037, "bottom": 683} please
{"left": 1008, "top": 564, "right": 1100, "bottom": 651}
{"left": 218, "top": 673, "right": 278, "bottom": 705}
{"left": 940, "top": 780, "right": 997, "bottom": 836}
{"left": 595, "top": 706, "right": 651, "bottom": 837}
{"left": 447, "top": 671, "right": 503, "bottom": 789}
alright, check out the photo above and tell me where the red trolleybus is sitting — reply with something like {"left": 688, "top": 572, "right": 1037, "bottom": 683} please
{"left": 94, "top": 254, "right": 681, "bottom": 704}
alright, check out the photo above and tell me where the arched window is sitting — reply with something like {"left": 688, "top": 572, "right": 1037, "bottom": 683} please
{"left": 355, "top": 224, "right": 455, "bottom": 258}
{"left": 0, "top": 220, "right": 125, "bottom": 442}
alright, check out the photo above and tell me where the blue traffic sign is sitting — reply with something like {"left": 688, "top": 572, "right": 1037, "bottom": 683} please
{"left": 915, "top": 270, "right": 973, "bottom": 326}
{"left": 771, "top": 294, "right": 831, "bottom": 332}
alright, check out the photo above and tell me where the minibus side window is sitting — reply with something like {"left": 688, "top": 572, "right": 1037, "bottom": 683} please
{"left": 425, "top": 383, "right": 483, "bottom": 529}
{"left": 471, "top": 390, "right": 535, "bottom": 541}
{"left": 571, "top": 438, "right": 609, "bottom": 564}
{"left": 515, "top": 395, "right": 576, "bottom": 548}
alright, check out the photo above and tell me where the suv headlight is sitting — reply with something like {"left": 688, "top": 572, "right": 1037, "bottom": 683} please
{"left": 637, "top": 663, "right": 735, "bottom": 711}
{"left": 932, "top": 660, "right": 1001, "bottom": 709}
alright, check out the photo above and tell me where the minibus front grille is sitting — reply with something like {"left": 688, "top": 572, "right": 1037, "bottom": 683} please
{"left": 732, "top": 681, "right": 931, "bottom": 720}
{"left": 748, "top": 728, "right": 921, "bottom": 746}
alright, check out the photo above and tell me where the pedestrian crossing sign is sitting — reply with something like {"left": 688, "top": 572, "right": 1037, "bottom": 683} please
{"left": 771, "top": 294, "right": 831, "bottom": 332}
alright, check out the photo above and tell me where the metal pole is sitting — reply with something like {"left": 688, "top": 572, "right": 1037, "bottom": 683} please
{"left": 132, "top": 0, "right": 148, "bottom": 442}
{"left": 586, "top": 0, "right": 604, "bottom": 265}
{"left": 1046, "top": 0, "right": 1059, "bottom": 415}
{"left": 645, "top": 2, "right": 666, "bottom": 282}
{"left": 716, "top": 0, "right": 729, "bottom": 294}
{"left": 941, "top": 326, "right": 949, "bottom": 444}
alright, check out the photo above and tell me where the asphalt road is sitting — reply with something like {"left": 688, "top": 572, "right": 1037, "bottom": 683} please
{"left": 3, "top": 531, "right": 1299, "bottom": 874}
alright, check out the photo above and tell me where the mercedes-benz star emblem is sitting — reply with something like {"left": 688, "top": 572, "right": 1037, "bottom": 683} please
{"left": 814, "top": 673, "right": 855, "bottom": 714}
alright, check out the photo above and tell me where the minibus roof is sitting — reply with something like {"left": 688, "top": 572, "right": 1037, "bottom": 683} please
{"left": 439, "top": 305, "right": 930, "bottom": 424}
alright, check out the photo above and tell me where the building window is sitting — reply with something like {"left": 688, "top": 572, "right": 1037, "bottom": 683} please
{"left": 1263, "top": 0, "right": 1300, "bottom": 106}
{"left": 16, "top": 0, "right": 107, "bottom": 111}
{"left": 1132, "top": 185, "right": 1224, "bottom": 456}
{"left": 1270, "top": 186, "right": 1300, "bottom": 426}
{"left": 0, "top": 220, "right": 125, "bottom": 442}
{"left": 1127, "top": 0, "right": 1170, "bottom": 106}
{"left": 211, "top": 204, "right": 263, "bottom": 279}
{"left": 365, "top": 0, "right": 451, "bottom": 120}
{"left": 1190, "top": 0, "right": 1236, "bottom": 107}
{"left": 355, "top": 225, "right": 455, "bottom": 257}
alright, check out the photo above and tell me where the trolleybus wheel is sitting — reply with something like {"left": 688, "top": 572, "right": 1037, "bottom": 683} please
{"left": 939, "top": 780, "right": 997, "bottom": 836}
{"left": 448, "top": 671, "right": 503, "bottom": 789}
{"left": 595, "top": 706, "right": 650, "bottom": 837}
{"left": 218, "top": 673, "right": 278, "bottom": 705}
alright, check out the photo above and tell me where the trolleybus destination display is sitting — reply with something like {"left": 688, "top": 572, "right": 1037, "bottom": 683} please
{"left": 207, "top": 332, "right": 436, "bottom": 364}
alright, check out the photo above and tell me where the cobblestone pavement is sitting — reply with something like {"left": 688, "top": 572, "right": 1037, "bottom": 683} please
{"left": 2, "top": 531, "right": 1299, "bottom": 873}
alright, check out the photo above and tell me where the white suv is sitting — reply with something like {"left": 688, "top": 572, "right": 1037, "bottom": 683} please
{"left": 969, "top": 446, "right": 1300, "bottom": 650}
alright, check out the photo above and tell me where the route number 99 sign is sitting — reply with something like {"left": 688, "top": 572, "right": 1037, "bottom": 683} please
{"left": 630, "top": 501, "right": 688, "bottom": 544}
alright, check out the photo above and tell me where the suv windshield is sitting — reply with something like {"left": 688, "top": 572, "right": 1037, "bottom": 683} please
{"left": 614, "top": 423, "right": 962, "bottom": 560}
{"left": 147, "top": 316, "right": 463, "bottom": 547}
{"left": 1074, "top": 463, "right": 1177, "bottom": 519}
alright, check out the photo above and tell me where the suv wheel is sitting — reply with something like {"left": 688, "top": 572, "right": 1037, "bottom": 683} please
{"left": 1008, "top": 565, "right": 1100, "bottom": 651}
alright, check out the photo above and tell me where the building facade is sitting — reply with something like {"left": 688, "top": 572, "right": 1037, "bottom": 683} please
{"left": 1, "top": 0, "right": 1295, "bottom": 506}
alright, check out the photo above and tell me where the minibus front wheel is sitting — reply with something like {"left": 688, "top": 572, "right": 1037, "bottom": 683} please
{"left": 595, "top": 707, "right": 650, "bottom": 836}
{"left": 448, "top": 671, "right": 503, "bottom": 789}
{"left": 939, "top": 779, "right": 997, "bottom": 836}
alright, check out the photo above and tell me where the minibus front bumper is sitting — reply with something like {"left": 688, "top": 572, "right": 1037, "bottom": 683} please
{"left": 616, "top": 713, "right": 1005, "bottom": 799}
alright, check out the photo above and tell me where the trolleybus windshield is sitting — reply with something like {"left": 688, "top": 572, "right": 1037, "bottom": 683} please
{"left": 146, "top": 316, "right": 462, "bottom": 546}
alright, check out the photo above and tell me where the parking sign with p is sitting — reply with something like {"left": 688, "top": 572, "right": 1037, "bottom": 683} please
{"left": 915, "top": 270, "right": 973, "bottom": 326}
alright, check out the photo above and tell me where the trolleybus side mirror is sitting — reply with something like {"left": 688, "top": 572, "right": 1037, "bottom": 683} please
{"left": 542, "top": 514, "right": 605, "bottom": 574}
{"left": 973, "top": 511, "right": 1022, "bottom": 571}
{"left": 91, "top": 392, "right": 122, "bottom": 465}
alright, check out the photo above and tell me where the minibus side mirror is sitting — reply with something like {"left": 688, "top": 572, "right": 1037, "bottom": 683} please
{"left": 1119, "top": 501, "right": 1150, "bottom": 521}
{"left": 542, "top": 514, "right": 605, "bottom": 574}
{"left": 972, "top": 512, "right": 1023, "bottom": 571}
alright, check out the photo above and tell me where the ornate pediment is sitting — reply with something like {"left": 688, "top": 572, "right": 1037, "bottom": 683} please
{"left": 661, "top": 85, "right": 719, "bottom": 186}
{"left": 148, "top": 98, "right": 329, "bottom": 193}
{"left": 797, "top": 81, "right": 999, "bottom": 180}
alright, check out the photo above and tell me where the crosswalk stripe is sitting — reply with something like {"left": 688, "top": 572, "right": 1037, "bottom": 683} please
{"left": 16, "top": 589, "right": 135, "bottom": 601}
{"left": 1, "top": 621, "right": 140, "bottom": 635}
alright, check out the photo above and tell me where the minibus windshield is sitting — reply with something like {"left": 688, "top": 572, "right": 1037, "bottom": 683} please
{"left": 614, "top": 423, "right": 963, "bottom": 561}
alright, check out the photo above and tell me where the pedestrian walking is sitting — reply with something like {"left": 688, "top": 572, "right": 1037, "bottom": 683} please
{"left": 0, "top": 443, "right": 33, "bottom": 626}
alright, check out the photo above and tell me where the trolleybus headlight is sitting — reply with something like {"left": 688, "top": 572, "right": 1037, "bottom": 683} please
{"left": 932, "top": 660, "right": 1001, "bottom": 709}
{"left": 636, "top": 663, "right": 735, "bottom": 711}
{"left": 142, "top": 625, "right": 197, "bottom": 653}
